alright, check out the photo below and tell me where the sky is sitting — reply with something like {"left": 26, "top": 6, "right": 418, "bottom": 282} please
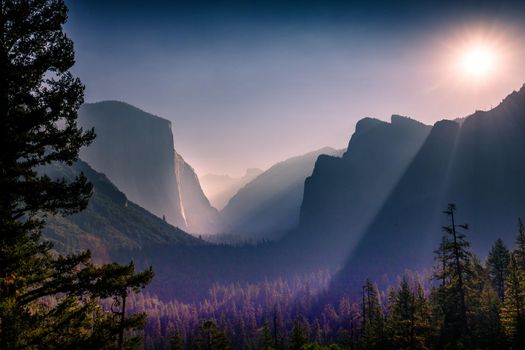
{"left": 64, "top": 0, "right": 525, "bottom": 177}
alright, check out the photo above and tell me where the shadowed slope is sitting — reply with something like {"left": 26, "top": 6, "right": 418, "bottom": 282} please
{"left": 221, "top": 147, "right": 343, "bottom": 239}
{"left": 43, "top": 160, "right": 203, "bottom": 261}
{"left": 331, "top": 84, "right": 525, "bottom": 295}
{"left": 296, "top": 115, "right": 431, "bottom": 267}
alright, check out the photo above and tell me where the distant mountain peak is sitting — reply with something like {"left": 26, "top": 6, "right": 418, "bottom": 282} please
{"left": 354, "top": 117, "right": 386, "bottom": 134}
{"left": 391, "top": 114, "right": 428, "bottom": 128}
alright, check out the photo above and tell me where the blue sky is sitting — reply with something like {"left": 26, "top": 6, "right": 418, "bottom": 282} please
{"left": 65, "top": 0, "right": 525, "bottom": 176}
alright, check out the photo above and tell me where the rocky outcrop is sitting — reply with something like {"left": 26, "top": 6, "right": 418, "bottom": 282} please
{"left": 78, "top": 101, "right": 220, "bottom": 234}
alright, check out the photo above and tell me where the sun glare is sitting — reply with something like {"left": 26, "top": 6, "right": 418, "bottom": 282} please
{"left": 461, "top": 46, "right": 496, "bottom": 78}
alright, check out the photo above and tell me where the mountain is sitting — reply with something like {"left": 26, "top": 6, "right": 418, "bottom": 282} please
{"left": 297, "top": 85, "right": 525, "bottom": 294}
{"left": 298, "top": 115, "right": 431, "bottom": 260}
{"left": 174, "top": 151, "right": 223, "bottom": 233}
{"left": 42, "top": 160, "right": 203, "bottom": 262}
{"left": 221, "top": 147, "right": 343, "bottom": 239}
{"left": 200, "top": 168, "right": 263, "bottom": 210}
{"left": 78, "top": 101, "right": 220, "bottom": 234}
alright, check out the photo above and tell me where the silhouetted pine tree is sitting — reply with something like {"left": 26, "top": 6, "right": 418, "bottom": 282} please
{"left": 433, "top": 204, "right": 473, "bottom": 348}
{"left": 0, "top": 1, "right": 153, "bottom": 348}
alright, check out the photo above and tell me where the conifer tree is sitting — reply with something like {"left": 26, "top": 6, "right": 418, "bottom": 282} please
{"left": 515, "top": 218, "right": 525, "bottom": 271}
{"left": 0, "top": 1, "right": 153, "bottom": 348}
{"left": 386, "top": 278, "right": 432, "bottom": 350}
{"left": 487, "top": 239, "right": 511, "bottom": 301}
{"left": 433, "top": 204, "right": 473, "bottom": 347}
{"left": 196, "top": 320, "right": 231, "bottom": 350}
{"left": 467, "top": 256, "right": 505, "bottom": 349}
{"left": 289, "top": 316, "right": 309, "bottom": 350}
{"left": 170, "top": 331, "right": 185, "bottom": 350}
{"left": 259, "top": 321, "right": 275, "bottom": 350}
{"left": 359, "top": 279, "right": 384, "bottom": 349}
{"left": 501, "top": 254, "right": 525, "bottom": 348}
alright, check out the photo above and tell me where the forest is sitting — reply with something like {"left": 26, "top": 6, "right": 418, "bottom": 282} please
{"left": 134, "top": 207, "right": 525, "bottom": 350}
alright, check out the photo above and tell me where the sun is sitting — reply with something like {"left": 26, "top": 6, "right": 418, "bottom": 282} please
{"left": 460, "top": 45, "right": 496, "bottom": 78}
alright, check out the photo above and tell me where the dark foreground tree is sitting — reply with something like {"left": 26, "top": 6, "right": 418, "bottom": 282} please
{"left": 0, "top": 1, "right": 153, "bottom": 348}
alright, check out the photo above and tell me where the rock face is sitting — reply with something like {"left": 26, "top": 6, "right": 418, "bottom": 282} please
{"left": 221, "top": 147, "right": 343, "bottom": 239}
{"left": 298, "top": 84, "right": 525, "bottom": 293}
{"left": 174, "top": 151, "right": 221, "bottom": 234}
{"left": 200, "top": 168, "right": 263, "bottom": 210}
{"left": 298, "top": 115, "right": 431, "bottom": 261}
{"left": 78, "top": 101, "right": 220, "bottom": 234}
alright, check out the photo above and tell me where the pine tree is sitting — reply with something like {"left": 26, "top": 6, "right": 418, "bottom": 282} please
{"left": 467, "top": 256, "right": 505, "bottom": 349}
{"left": 359, "top": 279, "right": 384, "bottom": 349}
{"left": 433, "top": 204, "right": 473, "bottom": 347}
{"left": 196, "top": 320, "right": 231, "bottom": 350}
{"left": 501, "top": 254, "right": 525, "bottom": 348}
{"left": 259, "top": 321, "right": 274, "bottom": 350}
{"left": 0, "top": 1, "right": 153, "bottom": 348}
{"left": 170, "top": 331, "right": 185, "bottom": 350}
{"left": 386, "top": 278, "right": 432, "bottom": 350}
{"left": 515, "top": 218, "right": 525, "bottom": 271}
{"left": 289, "top": 316, "right": 309, "bottom": 350}
{"left": 487, "top": 239, "right": 511, "bottom": 301}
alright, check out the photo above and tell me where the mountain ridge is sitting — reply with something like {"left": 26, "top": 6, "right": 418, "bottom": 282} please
{"left": 296, "top": 83, "right": 525, "bottom": 295}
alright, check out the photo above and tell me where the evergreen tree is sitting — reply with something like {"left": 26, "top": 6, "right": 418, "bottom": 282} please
{"left": 272, "top": 303, "right": 285, "bottom": 350}
{"left": 386, "top": 278, "right": 432, "bottom": 350}
{"left": 289, "top": 315, "right": 310, "bottom": 350}
{"left": 0, "top": 1, "right": 153, "bottom": 348}
{"left": 170, "top": 331, "right": 185, "bottom": 350}
{"left": 196, "top": 320, "right": 231, "bottom": 350}
{"left": 515, "top": 218, "right": 525, "bottom": 271}
{"left": 433, "top": 204, "right": 473, "bottom": 348}
{"left": 259, "top": 321, "right": 274, "bottom": 350}
{"left": 467, "top": 256, "right": 505, "bottom": 349}
{"left": 487, "top": 239, "right": 510, "bottom": 301}
{"left": 359, "top": 279, "right": 384, "bottom": 349}
{"left": 501, "top": 254, "right": 525, "bottom": 348}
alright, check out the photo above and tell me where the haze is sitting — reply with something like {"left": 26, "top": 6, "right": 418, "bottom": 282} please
{"left": 64, "top": 0, "right": 525, "bottom": 176}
